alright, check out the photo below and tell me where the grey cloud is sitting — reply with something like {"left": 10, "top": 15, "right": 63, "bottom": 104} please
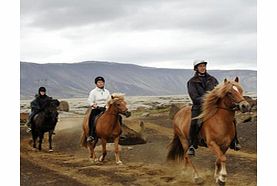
{"left": 20, "top": 0, "right": 256, "bottom": 69}
{"left": 21, "top": 0, "right": 151, "bottom": 30}
{"left": 21, "top": 0, "right": 256, "bottom": 34}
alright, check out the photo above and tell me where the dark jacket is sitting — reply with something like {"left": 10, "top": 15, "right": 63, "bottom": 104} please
{"left": 187, "top": 72, "right": 218, "bottom": 110}
{"left": 31, "top": 94, "right": 52, "bottom": 113}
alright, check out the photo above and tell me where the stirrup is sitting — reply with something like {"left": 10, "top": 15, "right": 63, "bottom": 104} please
{"left": 230, "top": 141, "right": 241, "bottom": 151}
{"left": 87, "top": 136, "right": 95, "bottom": 142}
{"left": 26, "top": 128, "right": 32, "bottom": 133}
{"left": 188, "top": 145, "right": 195, "bottom": 156}
{"left": 234, "top": 143, "right": 241, "bottom": 151}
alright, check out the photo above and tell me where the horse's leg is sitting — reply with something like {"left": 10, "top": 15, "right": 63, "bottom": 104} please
{"left": 99, "top": 138, "right": 107, "bottom": 162}
{"left": 88, "top": 139, "right": 98, "bottom": 162}
{"left": 48, "top": 130, "right": 53, "bottom": 152}
{"left": 208, "top": 141, "right": 227, "bottom": 185}
{"left": 179, "top": 136, "right": 203, "bottom": 184}
{"left": 114, "top": 136, "right": 122, "bottom": 165}
{"left": 218, "top": 148, "right": 228, "bottom": 185}
{"left": 38, "top": 132, "right": 44, "bottom": 151}
{"left": 32, "top": 131, "right": 37, "bottom": 149}
{"left": 214, "top": 158, "right": 221, "bottom": 181}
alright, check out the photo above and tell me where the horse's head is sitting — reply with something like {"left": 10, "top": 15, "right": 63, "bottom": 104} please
{"left": 222, "top": 77, "right": 251, "bottom": 113}
{"left": 45, "top": 99, "right": 60, "bottom": 112}
{"left": 109, "top": 94, "right": 131, "bottom": 117}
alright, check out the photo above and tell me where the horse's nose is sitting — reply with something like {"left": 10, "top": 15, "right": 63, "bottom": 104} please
{"left": 239, "top": 101, "right": 251, "bottom": 113}
{"left": 125, "top": 111, "right": 131, "bottom": 118}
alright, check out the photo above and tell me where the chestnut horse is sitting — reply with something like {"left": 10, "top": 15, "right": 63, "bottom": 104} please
{"left": 81, "top": 94, "right": 131, "bottom": 165}
{"left": 167, "top": 77, "right": 250, "bottom": 185}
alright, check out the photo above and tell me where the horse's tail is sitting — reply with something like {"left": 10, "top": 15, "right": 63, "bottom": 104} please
{"left": 80, "top": 108, "right": 92, "bottom": 148}
{"left": 166, "top": 134, "right": 184, "bottom": 161}
{"left": 80, "top": 130, "right": 87, "bottom": 148}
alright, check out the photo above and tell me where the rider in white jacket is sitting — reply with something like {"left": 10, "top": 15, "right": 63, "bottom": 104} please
{"left": 87, "top": 76, "right": 111, "bottom": 142}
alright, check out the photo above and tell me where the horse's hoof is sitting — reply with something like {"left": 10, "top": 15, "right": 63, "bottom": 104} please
{"left": 99, "top": 156, "right": 104, "bottom": 162}
{"left": 116, "top": 161, "right": 123, "bottom": 165}
{"left": 216, "top": 179, "right": 225, "bottom": 186}
{"left": 193, "top": 176, "right": 204, "bottom": 184}
{"left": 32, "top": 148, "right": 38, "bottom": 151}
{"left": 89, "top": 158, "right": 99, "bottom": 163}
{"left": 49, "top": 149, "right": 54, "bottom": 152}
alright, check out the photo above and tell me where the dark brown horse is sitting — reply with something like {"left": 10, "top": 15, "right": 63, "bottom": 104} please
{"left": 81, "top": 94, "right": 131, "bottom": 165}
{"left": 32, "top": 99, "right": 60, "bottom": 152}
{"left": 167, "top": 77, "right": 251, "bottom": 185}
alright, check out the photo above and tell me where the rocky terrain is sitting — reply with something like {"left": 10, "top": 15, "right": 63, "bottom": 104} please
{"left": 20, "top": 95, "right": 257, "bottom": 186}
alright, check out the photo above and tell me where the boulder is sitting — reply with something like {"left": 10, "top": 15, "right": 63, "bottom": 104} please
{"left": 243, "top": 96, "right": 257, "bottom": 111}
{"left": 58, "top": 101, "right": 70, "bottom": 112}
{"left": 109, "top": 121, "right": 147, "bottom": 145}
{"left": 169, "top": 103, "right": 186, "bottom": 120}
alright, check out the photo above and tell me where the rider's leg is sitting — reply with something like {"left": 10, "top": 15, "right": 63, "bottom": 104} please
{"left": 118, "top": 115, "right": 123, "bottom": 126}
{"left": 230, "top": 119, "right": 241, "bottom": 151}
{"left": 25, "top": 112, "right": 36, "bottom": 133}
{"left": 87, "top": 109, "right": 102, "bottom": 142}
{"left": 188, "top": 108, "right": 201, "bottom": 156}
{"left": 87, "top": 109, "right": 96, "bottom": 142}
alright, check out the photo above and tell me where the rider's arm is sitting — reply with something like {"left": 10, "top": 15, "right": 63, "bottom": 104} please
{"left": 187, "top": 81, "right": 202, "bottom": 105}
{"left": 88, "top": 90, "right": 97, "bottom": 108}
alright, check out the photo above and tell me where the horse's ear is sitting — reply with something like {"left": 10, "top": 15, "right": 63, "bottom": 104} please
{"left": 224, "top": 78, "right": 227, "bottom": 83}
{"left": 235, "top": 77, "right": 239, "bottom": 82}
{"left": 56, "top": 100, "right": 60, "bottom": 107}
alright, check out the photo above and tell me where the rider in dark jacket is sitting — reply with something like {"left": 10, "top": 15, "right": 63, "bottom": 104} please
{"left": 25, "top": 87, "right": 52, "bottom": 133}
{"left": 187, "top": 60, "right": 241, "bottom": 156}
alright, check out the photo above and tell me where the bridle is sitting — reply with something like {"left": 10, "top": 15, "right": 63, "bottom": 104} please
{"left": 110, "top": 99, "right": 128, "bottom": 116}
{"left": 217, "top": 85, "right": 245, "bottom": 112}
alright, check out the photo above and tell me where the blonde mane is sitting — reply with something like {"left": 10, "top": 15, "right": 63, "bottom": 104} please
{"left": 197, "top": 79, "right": 243, "bottom": 121}
{"left": 107, "top": 93, "right": 125, "bottom": 106}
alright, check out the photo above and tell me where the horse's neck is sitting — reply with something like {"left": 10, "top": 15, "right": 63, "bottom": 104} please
{"left": 43, "top": 109, "right": 51, "bottom": 116}
{"left": 42, "top": 109, "right": 56, "bottom": 120}
{"left": 106, "top": 105, "right": 118, "bottom": 116}
{"left": 219, "top": 97, "right": 236, "bottom": 112}
{"left": 216, "top": 98, "right": 236, "bottom": 120}
{"left": 105, "top": 106, "right": 119, "bottom": 126}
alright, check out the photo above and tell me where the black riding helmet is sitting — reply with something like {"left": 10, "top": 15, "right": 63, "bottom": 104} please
{"left": 94, "top": 76, "right": 105, "bottom": 84}
{"left": 38, "top": 86, "right": 46, "bottom": 92}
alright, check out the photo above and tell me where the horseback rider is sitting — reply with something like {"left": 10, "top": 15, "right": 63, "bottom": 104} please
{"left": 87, "top": 76, "right": 111, "bottom": 142}
{"left": 25, "top": 87, "right": 53, "bottom": 133}
{"left": 187, "top": 60, "right": 241, "bottom": 156}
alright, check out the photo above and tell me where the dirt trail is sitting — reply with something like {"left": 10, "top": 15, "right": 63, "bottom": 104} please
{"left": 20, "top": 111, "right": 257, "bottom": 186}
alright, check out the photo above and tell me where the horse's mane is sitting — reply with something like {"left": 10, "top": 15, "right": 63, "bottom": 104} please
{"left": 107, "top": 93, "right": 125, "bottom": 106}
{"left": 196, "top": 79, "right": 243, "bottom": 121}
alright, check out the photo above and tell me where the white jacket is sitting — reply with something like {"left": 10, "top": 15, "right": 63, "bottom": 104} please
{"left": 87, "top": 87, "right": 111, "bottom": 108}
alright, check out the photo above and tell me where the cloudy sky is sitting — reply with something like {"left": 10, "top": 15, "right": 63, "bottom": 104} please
{"left": 20, "top": 0, "right": 256, "bottom": 70}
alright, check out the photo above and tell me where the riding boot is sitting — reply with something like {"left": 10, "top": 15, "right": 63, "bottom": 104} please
{"left": 87, "top": 111, "right": 96, "bottom": 142}
{"left": 230, "top": 119, "right": 241, "bottom": 151}
{"left": 25, "top": 112, "right": 36, "bottom": 133}
{"left": 119, "top": 115, "right": 123, "bottom": 126}
{"left": 25, "top": 119, "right": 32, "bottom": 133}
{"left": 188, "top": 119, "right": 199, "bottom": 156}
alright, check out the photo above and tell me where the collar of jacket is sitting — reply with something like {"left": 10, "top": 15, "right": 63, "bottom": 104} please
{"left": 191, "top": 72, "right": 212, "bottom": 83}
{"left": 96, "top": 87, "right": 106, "bottom": 92}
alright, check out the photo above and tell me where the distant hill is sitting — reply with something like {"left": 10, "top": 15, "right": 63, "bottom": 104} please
{"left": 20, "top": 61, "right": 257, "bottom": 99}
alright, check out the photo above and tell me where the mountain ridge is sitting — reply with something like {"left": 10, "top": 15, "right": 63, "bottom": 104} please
{"left": 20, "top": 61, "right": 257, "bottom": 99}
